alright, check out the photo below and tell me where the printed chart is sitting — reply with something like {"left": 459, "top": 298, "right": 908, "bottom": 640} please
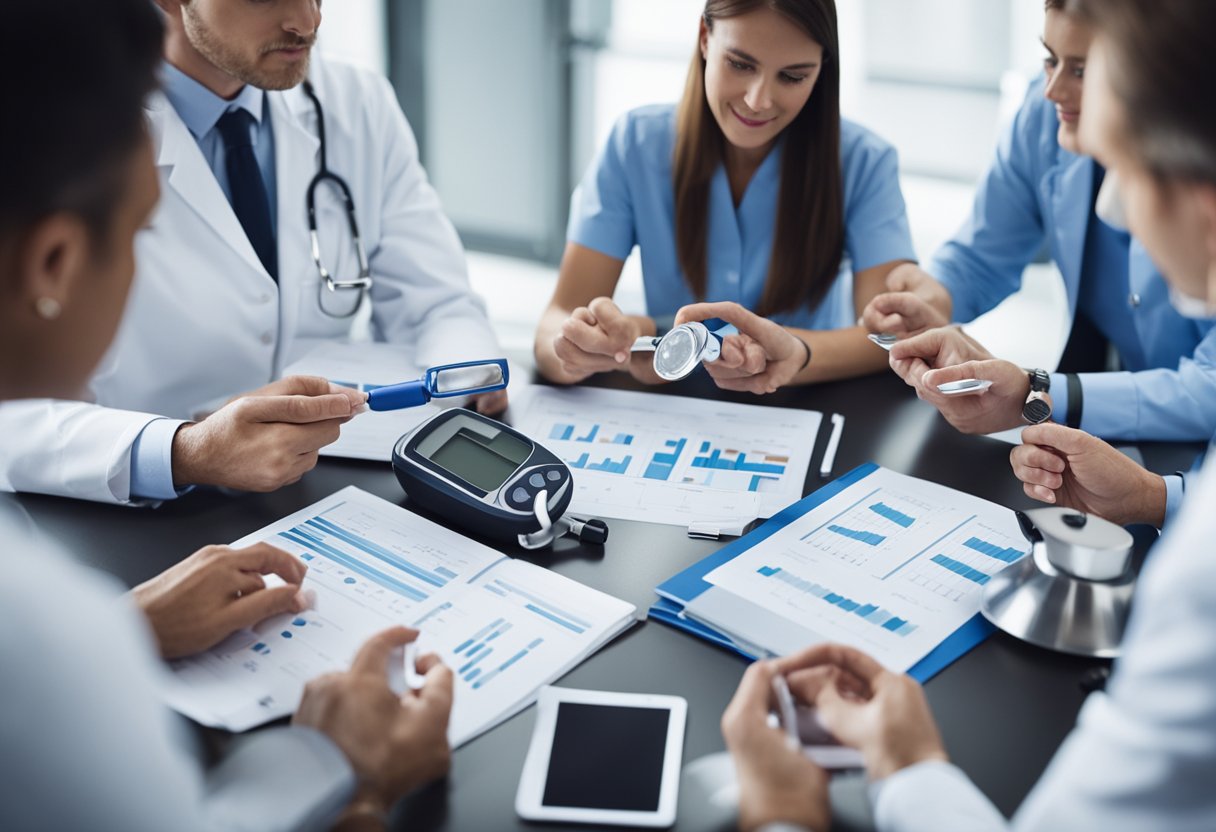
{"left": 513, "top": 387, "right": 821, "bottom": 526}
{"left": 164, "top": 487, "right": 635, "bottom": 744}
{"left": 703, "top": 467, "right": 1029, "bottom": 671}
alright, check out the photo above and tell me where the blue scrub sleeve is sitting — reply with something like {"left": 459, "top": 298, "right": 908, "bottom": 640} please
{"left": 842, "top": 142, "right": 917, "bottom": 273}
{"left": 931, "top": 82, "right": 1051, "bottom": 323}
{"left": 566, "top": 115, "right": 637, "bottom": 261}
{"left": 1163, "top": 474, "right": 1185, "bottom": 528}
{"left": 129, "top": 417, "right": 191, "bottom": 502}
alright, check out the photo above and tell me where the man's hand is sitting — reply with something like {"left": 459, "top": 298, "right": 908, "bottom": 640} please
{"left": 674, "top": 301, "right": 809, "bottom": 394}
{"left": 721, "top": 660, "right": 830, "bottom": 832}
{"left": 551, "top": 297, "right": 646, "bottom": 382}
{"left": 889, "top": 327, "right": 1033, "bottom": 435}
{"left": 294, "top": 627, "right": 454, "bottom": 825}
{"left": 860, "top": 264, "right": 953, "bottom": 337}
{"left": 131, "top": 542, "right": 309, "bottom": 659}
{"left": 777, "top": 644, "right": 948, "bottom": 781}
{"left": 172, "top": 375, "right": 366, "bottom": 492}
{"left": 1012, "top": 423, "right": 1167, "bottom": 526}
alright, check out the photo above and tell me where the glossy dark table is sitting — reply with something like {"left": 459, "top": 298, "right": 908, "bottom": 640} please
{"left": 17, "top": 368, "right": 1195, "bottom": 830}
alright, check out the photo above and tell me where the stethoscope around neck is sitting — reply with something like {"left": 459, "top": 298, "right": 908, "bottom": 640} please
{"left": 302, "top": 80, "right": 371, "bottom": 318}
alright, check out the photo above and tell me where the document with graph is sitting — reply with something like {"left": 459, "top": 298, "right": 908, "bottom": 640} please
{"left": 655, "top": 464, "right": 1029, "bottom": 676}
{"left": 511, "top": 386, "right": 821, "bottom": 527}
{"left": 163, "top": 487, "right": 636, "bottom": 745}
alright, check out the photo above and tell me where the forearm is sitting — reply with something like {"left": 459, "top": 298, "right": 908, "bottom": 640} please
{"left": 789, "top": 326, "right": 889, "bottom": 384}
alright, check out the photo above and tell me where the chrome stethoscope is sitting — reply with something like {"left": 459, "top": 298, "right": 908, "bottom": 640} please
{"left": 302, "top": 81, "right": 371, "bottom": 318}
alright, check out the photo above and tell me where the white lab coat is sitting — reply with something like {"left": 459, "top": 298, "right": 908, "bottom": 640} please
{"left": 0, "top": 500, "right": 354, "bottom": 831}
{"left": 0, "top": 57, "right": 500, "bottom": 504}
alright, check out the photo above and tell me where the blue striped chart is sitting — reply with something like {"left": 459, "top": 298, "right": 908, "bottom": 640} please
{"left": 963, "top": 537, "right": 1024, "bottom": 563}
{"left": 471, "top": 637, "right": 545, "bottom": 690}
{"left": 930, "top": 554, "right": 991, "bottom": 585}
{"left": 826, "top": 525, "right": 887, "bottom": 546}
{"left": 869, "top": 502, "right": 916, "bottom": 528}
{"left": 491, "top": 580, "right": 592, "bottom": 634}
{"left": 756, "top": 565, "right": 917, "bottom": 636}
{"left": 643, "top": 438, "right": 687, "bottom": 481}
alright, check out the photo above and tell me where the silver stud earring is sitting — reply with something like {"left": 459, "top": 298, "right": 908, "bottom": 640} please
{"left": 35, "top": 297, "right": 62, "bottom": 320}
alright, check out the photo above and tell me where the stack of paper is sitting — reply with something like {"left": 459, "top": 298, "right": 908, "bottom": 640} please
{"left": 651, "top": 464, "right": 1030, "bottom": 680}
{"left": 164, "top": 487, "right": 636, "bottom": 746}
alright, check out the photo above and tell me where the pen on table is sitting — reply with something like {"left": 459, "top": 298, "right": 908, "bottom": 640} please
{"left": 404, "top": 641, "right": 425, "bottom": 691}
{"left": 819, "top": 413, "right": 845, "bottom": 478}
{"left": 771, "top": 673, "right": 801, "bottom": 750}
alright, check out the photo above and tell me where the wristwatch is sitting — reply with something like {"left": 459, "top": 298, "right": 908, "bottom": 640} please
{"left": 1022, "top": 369, "right": 1052, "bottom": 424}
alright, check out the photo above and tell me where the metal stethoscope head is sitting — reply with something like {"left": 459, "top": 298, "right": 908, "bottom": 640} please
{"left": 302, "top": 81, "right": 372, "bottom": 319}
{"left": 632, "top": 319, "right": 739, "bottom": 381}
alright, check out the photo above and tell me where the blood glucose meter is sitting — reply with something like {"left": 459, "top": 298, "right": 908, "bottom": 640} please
{"left": 392, "top": 408, "right": 580, "bottom": 546}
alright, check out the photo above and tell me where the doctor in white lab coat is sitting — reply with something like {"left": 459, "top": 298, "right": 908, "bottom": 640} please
{"left": 0, "top": 0, "right": 504, "bottom": 506}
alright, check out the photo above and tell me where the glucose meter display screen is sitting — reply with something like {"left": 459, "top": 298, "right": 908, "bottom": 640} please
{"left": 428, "top": 426, "right": 529, "bottom": 492}
{"left": 541, "top": 703, "right": 670, "bottom": 811}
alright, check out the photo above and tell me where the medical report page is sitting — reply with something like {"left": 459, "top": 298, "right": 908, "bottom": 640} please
{"left": 162, "top": 486, "right": 635, "bottom": 744}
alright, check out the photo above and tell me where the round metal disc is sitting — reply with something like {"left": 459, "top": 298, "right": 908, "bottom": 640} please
{"left": 654, "top": 327, "right": 701, "bottom": 380}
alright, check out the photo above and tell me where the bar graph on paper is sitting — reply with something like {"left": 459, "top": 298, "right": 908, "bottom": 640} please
{"left": 514, "top": 387, "right": 821, "bottom": 525}
{"left": 703, "top": 467, "right": 1031, "bottom": 670}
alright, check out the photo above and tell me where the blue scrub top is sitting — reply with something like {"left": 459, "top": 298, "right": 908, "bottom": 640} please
{"left": 567, "top": 104, "right": 916, "bottom": 331}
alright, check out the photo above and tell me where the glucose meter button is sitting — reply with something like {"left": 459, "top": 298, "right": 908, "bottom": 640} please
{"left": 511, "top": 487, "right": 530, "bottom": 505}
{"left": 546, "top": 469, "right": 562, "bottom": 482}
{"left": 528, "top": 473, "right": 546, "bottom": 488}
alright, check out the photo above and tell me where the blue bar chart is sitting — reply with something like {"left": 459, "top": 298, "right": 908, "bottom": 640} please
{"left": 756, "top": 565, "right": 917, "bottom": 636}
{"left": 931, "top": 554, "right": 991, "bottom": 585}
{"left": 644, "top": 438, "right": 687, "bottom": 481}
{"left": 568, "top": 453, "right": 633, "bottom": 474}
{"left": 549, "top": 423, "right": 634, "bottom": 445}
{"left": 825, "top": 524, "right": 887, "bottom": 546}
{"left": 963, "top": 536, "right": 1024, "bottom": 563}
{"left": 869, "top": 502, "right": 916, "bottom": 528}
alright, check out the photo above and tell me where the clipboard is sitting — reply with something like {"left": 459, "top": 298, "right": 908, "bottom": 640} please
{"left": 649, "top": 463, "right": 997, "bottom": 683}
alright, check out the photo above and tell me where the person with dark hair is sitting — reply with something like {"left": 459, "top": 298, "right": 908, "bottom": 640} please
{"left": 0, "top": 2, "right": 454, "bottom": 829}
{"left": 864, "top": 0, "right": 1216, "bottom": 451}
{"left": 722, "top": 2, "right": 1216, "bottom": 827}
{"left": 535, "top": 0, "right": 917, "bottom": 395}
{"left": 0, "top": 0, "right": 506, "bottom": 507}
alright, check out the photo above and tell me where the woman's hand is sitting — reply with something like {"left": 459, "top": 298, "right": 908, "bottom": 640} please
{"left": 674, "top": 301, "right": 809, "bottom": 394}
{"left": 131, "top": 542, "right": 310, "bottom": 659}
{"left": 551, "top": 297, "right": 648, "bottom": 382}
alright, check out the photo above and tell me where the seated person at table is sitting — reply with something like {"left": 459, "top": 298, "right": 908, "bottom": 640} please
{"left": 721, "top": 4, "right": 1216, "bottom": 828}
{"left": 862, "top": 0, "right": 1216, "bottom": 444}
{"left": 0, "top": 4, "right": 451, "bottom": 829}
{"left": 535, "top": 0, "right": 917, "bottom": 396}
{"left": 0, "top": 0, "right": 506, "bottom": 508}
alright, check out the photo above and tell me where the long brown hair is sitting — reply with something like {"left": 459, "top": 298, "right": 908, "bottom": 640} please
{"left": 673, "top": 0, "right": 842, "bottom": 317}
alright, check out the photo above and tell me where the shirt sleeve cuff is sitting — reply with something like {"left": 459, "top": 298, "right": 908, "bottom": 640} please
{"left": 129, "top": 418, "right": 191, "bottom": 502}
{"left": 1163, "top": 474, "right": 1185, "bottom": 527}
{"left": 869, "top": 760, "right": 1007, "bottom": 832}
{"left": 1049, "top": 372, "right": 1068, "bottom": 425}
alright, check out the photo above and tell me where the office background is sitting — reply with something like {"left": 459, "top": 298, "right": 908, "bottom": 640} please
{"left": 319, "top": 0, "right": 1067, "bottom": 366}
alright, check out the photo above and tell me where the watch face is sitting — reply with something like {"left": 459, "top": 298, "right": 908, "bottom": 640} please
{"left": 1023, "top": 397, "right": 1052, "bottom": 424}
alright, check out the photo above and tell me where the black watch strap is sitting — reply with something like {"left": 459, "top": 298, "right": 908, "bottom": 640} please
{"left": 1023, "top": 369, "right": 1052, "bottom": 425}
{"left": 1065, "top": 373, "right": 1083, "bottom": 429}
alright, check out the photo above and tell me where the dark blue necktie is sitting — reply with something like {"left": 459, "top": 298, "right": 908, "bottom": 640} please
{"left": 216, "top": 108, "right": 278, "bottom": 281}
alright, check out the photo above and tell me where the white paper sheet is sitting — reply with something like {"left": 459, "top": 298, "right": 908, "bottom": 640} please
{"left": 697, "top": 467, "right": 1029, "bottom": 672}
{"left": 510, "top": 387, "right": 820, "bottom": 527}
{"left": 163, "top": 487, "right": 636, "bottom": 745}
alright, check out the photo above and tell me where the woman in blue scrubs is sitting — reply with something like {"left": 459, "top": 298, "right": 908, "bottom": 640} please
{"left": 866, "top": 0, "right": 1216, "bottom": 442}
{"left": 534, "top": 0, "right": 916, "bottom": 393}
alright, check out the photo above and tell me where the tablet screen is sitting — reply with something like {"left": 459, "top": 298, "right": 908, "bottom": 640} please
{"left": 541, "top": 702, "right": 671, "bottom": 812}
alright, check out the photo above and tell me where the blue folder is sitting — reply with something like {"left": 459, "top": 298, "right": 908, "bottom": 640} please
{"left": 649, "top": 462, "right": 997, "bottom": 683}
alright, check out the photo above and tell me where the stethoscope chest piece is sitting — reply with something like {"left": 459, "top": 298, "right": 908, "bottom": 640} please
{"left": 632, "top": 320, "right": 737, "bottom": 381}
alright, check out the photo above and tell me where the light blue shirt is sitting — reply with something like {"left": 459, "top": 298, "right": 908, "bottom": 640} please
{"left": 932, "top": 74, "right": 1216, "bottom": 442}
{"left": 568, "top": 104, "right": 916, "bottom": 331}
{"left": 130, "top": 63, "right": 280, "bottom": 501}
